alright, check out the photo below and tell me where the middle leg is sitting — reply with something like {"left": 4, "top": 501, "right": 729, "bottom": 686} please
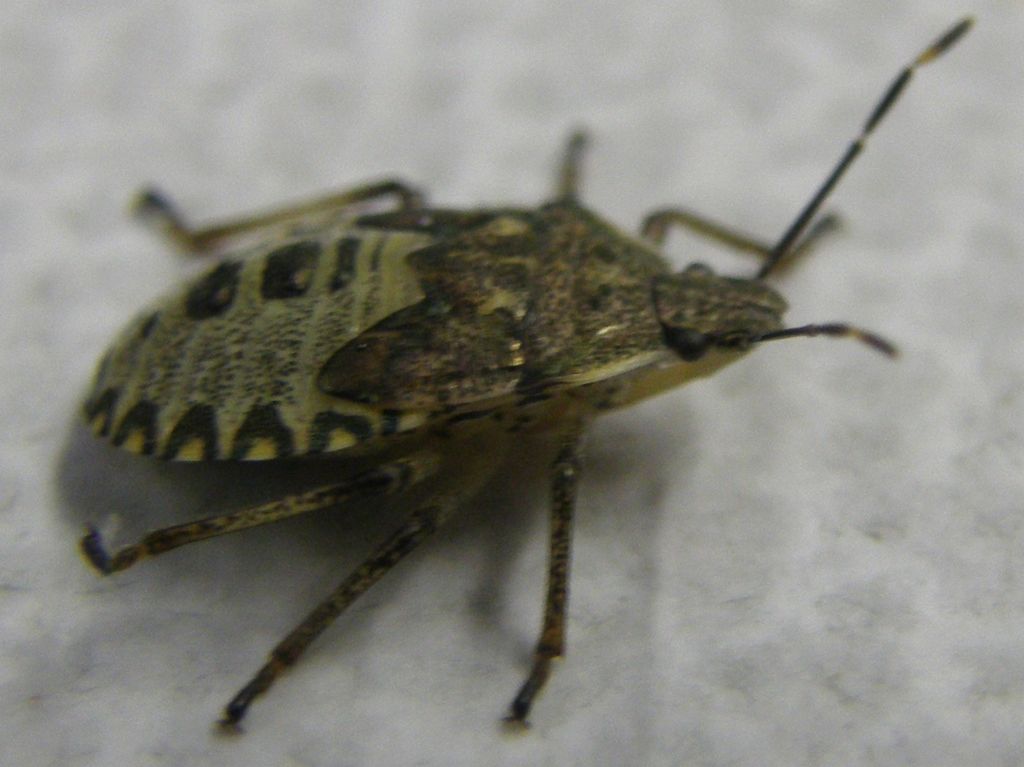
{"left": 220, "top": 433, "right": 507, "bottom": 727}
{"left": 506, "top": 421, "right": 585, "bottom": 725}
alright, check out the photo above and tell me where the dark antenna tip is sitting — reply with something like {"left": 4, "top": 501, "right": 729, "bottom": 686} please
{"left": 922, "top": 17, "right": 974, "bottom": 63}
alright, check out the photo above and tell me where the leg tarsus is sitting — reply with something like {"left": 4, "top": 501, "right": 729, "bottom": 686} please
{"left": 219, "top": 660, "right": 283, "bottom": 729}
{"left": 80, "top": 524, "right": 146, "bottom": 574}
{"left": 553, "top": 130, "right": 589, "bottom": 204}
{"left": 131, "top": 188, "right": 195, "bottom": 250}
{"left": 504, "top": 655, "right": 555, "bottom": 727}
{"left": 761, "top": 211, "right": 843, "bottom": 275}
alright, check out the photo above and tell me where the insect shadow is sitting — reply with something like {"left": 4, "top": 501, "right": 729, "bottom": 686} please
{"left": 56, "top": 423, "right": 413, "bottom": 648}
{"left": 55, "top": 402, "right": 691, "bottom": 712}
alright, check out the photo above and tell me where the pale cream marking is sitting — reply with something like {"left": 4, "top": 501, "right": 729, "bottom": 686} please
{"left": 173, "top": 436, "right": 208, "bottom": 462}
{"left": 121, "top": 430, "right": 148, "bottom": 455}
{"left": 326, "top": 429, "right": 358, "bottom": 452}
{"left": 479, "top": 288, "right": 527, "bottom": 319}
{"left": 484, "top": 216, "right": 531, "bottom": 237}
{"left": 241, "top": 438, "right": 279, "bottom": 460}
{"left": 398, "top": 412, "right": 428, "bottom": 431}
{"left": 595, "top": 323, "right": 628, "bottom": 337}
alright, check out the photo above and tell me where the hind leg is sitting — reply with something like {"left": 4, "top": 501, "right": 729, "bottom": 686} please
{"left": 80, "top": 452, "right": 439, "bottom": 574}
{"left": 132, "top": 179, "right": 424, "bottom": 254}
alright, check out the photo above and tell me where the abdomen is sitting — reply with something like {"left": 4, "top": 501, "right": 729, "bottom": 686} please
{"left": 84, "top": 225, "right": 434, "bottom": 461}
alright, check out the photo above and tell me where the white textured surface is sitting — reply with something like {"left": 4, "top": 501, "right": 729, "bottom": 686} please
{"left": 3, "top": 3, "right": 1022, "bottom": 765}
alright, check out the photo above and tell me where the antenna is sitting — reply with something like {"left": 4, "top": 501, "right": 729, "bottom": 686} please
{"left": 757, "top": 17, "right": 973, "bottom": 279}
{"left": 754, "top": 323, "right": 898, "bottom": 357}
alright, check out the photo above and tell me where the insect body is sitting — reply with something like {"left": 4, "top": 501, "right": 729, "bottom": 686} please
{"left": 79, "top": 18, "right": 971, "bottom": 728}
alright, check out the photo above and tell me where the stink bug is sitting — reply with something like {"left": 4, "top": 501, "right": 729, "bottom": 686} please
{"left": 79, "top": 18, "right": 972, "bottom": 728}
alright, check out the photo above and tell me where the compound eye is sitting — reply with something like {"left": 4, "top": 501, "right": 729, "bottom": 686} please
{"left": 662, "top": 325, "right": 710, "bottom": 361}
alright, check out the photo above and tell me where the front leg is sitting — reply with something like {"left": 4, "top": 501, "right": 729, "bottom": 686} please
{"left": 506, "top": 423, "right": 585, "bottom": 726}
{"left": 641, "top": 207, "right": 841, "bottom": 274}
